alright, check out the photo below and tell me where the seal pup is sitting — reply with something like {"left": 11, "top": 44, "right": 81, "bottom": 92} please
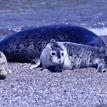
{"left": 0, "top": 25, "right": 105, "bottom": 63}
{"left": 31, "top": 39, "right": 107, "bottom": 72}
{"left": 0, "top": 51, "right": 12, "bottom": 79}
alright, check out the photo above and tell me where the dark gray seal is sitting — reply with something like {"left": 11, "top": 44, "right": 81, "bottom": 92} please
{"left": 33, "top": 39, "right": 107, "bottom": 72}
{"left": 0, "top": 25, "right": 105, "bottom": 63}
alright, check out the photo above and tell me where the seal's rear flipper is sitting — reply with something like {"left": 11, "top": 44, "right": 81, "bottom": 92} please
{"left": 94, "top": 58, "right": 106, "bottom": 73}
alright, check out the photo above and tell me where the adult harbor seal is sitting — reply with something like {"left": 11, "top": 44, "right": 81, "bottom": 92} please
{"left": 0, "top": 51, "right": 12, "bottom": 79}
{"left": 32, "top": 39, "right": 107, "bottom": 72}
{"left": 0, "top": 25, "right": 105, "bottom": 63}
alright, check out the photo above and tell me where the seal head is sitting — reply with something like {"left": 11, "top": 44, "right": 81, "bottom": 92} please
{"left": 40, "top": 39, "right": 65, "bottom": 72}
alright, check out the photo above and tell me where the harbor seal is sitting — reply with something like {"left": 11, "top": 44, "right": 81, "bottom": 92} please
{"left": 31, "top": 39, "right": 107, "bottom": 72}
{"left": 0, "top": 25, "right": 105, "bottom": 63}
{"left": 0, "top": 51, "right": 12, "bottom": 79}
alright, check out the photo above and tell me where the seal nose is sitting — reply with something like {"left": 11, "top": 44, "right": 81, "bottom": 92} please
{"left": 0, "top": 75, "right": 6, "bottom": 80}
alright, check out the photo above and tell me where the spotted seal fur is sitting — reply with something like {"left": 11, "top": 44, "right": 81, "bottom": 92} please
{"left": 0, "top": 51, "right": 12, "bottom": 79}
{"left": 0, "top": 25, "right": 105, "bottom": 63}
{"left": 31, "top": 39, "right": 107, "bottom": 72}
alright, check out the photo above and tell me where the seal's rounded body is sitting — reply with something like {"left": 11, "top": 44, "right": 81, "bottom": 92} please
{"left": 0, "top": 25, "right": 105, "bottom": 63}
{"left": 38, "top": 40, "right": 107, "bottom": 72}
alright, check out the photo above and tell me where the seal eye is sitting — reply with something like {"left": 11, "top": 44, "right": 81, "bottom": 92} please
{"left": 61, "top": 51, "right": 64, "bottom": 56}
{"left": 51, "top": 52, "right": 56, "bottom": 56}
{"left": 61, "top": 52, "right": 64, "bottom": 56}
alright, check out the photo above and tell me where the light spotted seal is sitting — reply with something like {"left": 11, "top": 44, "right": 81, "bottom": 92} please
{"left": 0, "top": 25, "right": 105, "bottom": 63}
{"left": 31, "top": 39, "right": 107, "bottom": 72}
{"left": 0, "top": 51, "right": 12, "bottom": 79}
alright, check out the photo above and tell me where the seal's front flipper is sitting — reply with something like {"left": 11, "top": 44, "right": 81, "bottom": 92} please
{"left": 30, "top": 59, "right": 42, "bottom": 70}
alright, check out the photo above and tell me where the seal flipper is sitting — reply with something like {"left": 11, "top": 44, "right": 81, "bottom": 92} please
{"left": 94, "top": 58, "right": 106, "bottom": 73}
{"left": 30, "top": 59, "right": 43, "bottom": 70}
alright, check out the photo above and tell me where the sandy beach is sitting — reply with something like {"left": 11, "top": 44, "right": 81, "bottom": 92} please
{"left": 0, "top": 62, "right": 106, "bottom": 107}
